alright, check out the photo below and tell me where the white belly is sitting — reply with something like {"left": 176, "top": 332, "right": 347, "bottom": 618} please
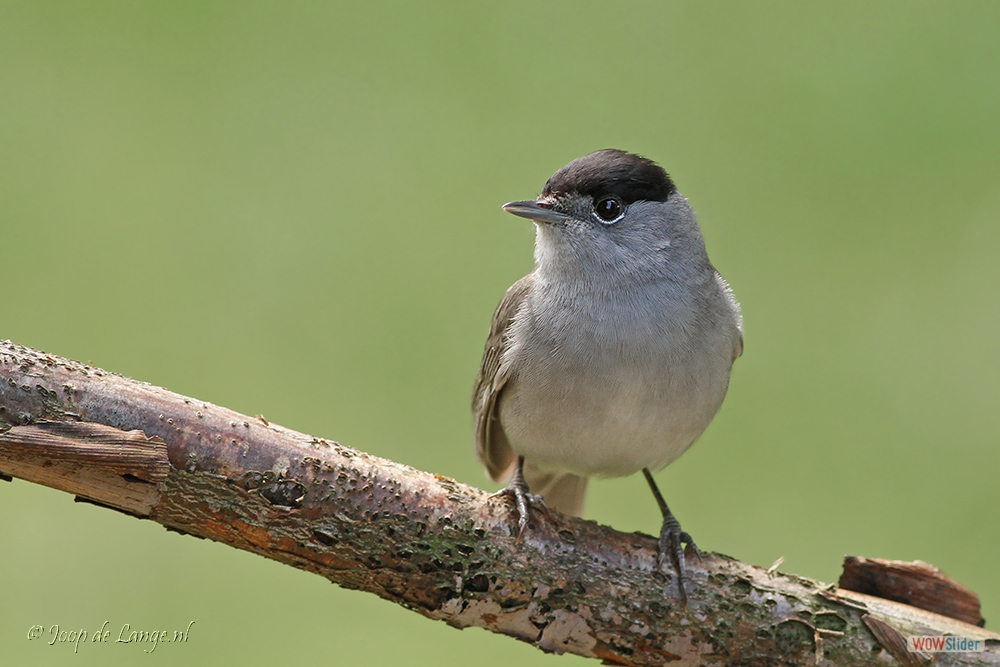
{"left": 498, "top": 321, "right": 735, "bottom": 478}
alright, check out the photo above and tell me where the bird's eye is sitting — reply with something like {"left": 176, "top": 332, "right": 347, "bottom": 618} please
{"left": 594, "top": 197, "right": 623, "bottom": 223}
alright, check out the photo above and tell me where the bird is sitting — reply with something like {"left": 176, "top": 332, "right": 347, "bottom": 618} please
{"left": 472, "top": 149, "right": 743, "bottom": 600}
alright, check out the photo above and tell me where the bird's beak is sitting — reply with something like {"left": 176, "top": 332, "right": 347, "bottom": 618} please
{"left": 502, "top": 200, "right": 567, "bottom": 225}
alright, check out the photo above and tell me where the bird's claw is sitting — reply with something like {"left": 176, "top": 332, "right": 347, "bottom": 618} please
{"left": 490, "top": 483, "right": 549, "bottom": 543}
{"left": 656, "top": 513, "right": 700, "bottom": 604}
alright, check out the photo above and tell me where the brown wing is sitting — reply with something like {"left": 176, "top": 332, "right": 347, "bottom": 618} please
{"left": 472, "top": 274, "right": 533, "bottom": 482}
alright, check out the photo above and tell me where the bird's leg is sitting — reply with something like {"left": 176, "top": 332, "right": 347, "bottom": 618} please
{"left": 490, "top": 456, "right": 549, "bottom": 543}
{"left": 643, "top": 468, "right": 701, "bottom": 604}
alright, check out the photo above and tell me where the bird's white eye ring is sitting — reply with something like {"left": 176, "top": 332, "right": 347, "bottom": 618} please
{"left": 593, "top": 197, "right": 624, "bottom": 224}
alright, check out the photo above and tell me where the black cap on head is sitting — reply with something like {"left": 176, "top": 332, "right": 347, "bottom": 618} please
{"left": 541, "top": 149, "right": 676, "bottom": 205}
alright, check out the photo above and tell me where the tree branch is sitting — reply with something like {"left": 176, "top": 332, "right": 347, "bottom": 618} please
{"left": 0, "top": 340, "right": 995, "bottom": 665}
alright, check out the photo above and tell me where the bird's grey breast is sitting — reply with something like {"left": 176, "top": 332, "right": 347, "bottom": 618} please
{"left": 497, "top": 273, "right": 738, "bottom": 477}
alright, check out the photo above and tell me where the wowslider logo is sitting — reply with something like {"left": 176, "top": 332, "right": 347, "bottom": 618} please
{"left": 907, "top": 636, "right": 985, "bottom": 653}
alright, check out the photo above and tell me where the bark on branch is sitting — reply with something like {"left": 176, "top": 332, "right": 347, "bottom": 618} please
{"left": 0, "top": 340, "right": 995, "bottom": 666}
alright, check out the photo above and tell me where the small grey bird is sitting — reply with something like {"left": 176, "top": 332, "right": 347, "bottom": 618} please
{"left": 472, "top": 149, "right": 743, "bottom": 599}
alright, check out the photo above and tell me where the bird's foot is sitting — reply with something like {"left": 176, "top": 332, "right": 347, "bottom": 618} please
{"left": 656, "top": 512, "right": 702, "bottom": 605}
{"left": 490, "top": 477, "right": 549, "bottom": 543}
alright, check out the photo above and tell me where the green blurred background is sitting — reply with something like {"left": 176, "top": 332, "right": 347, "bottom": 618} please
{"left": 2, "top": 1, "right": 998, "bottom": 664}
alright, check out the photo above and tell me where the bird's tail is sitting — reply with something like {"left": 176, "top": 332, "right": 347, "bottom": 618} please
{"left": 522, "top": 460, "right": 588, "bottom": 517}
